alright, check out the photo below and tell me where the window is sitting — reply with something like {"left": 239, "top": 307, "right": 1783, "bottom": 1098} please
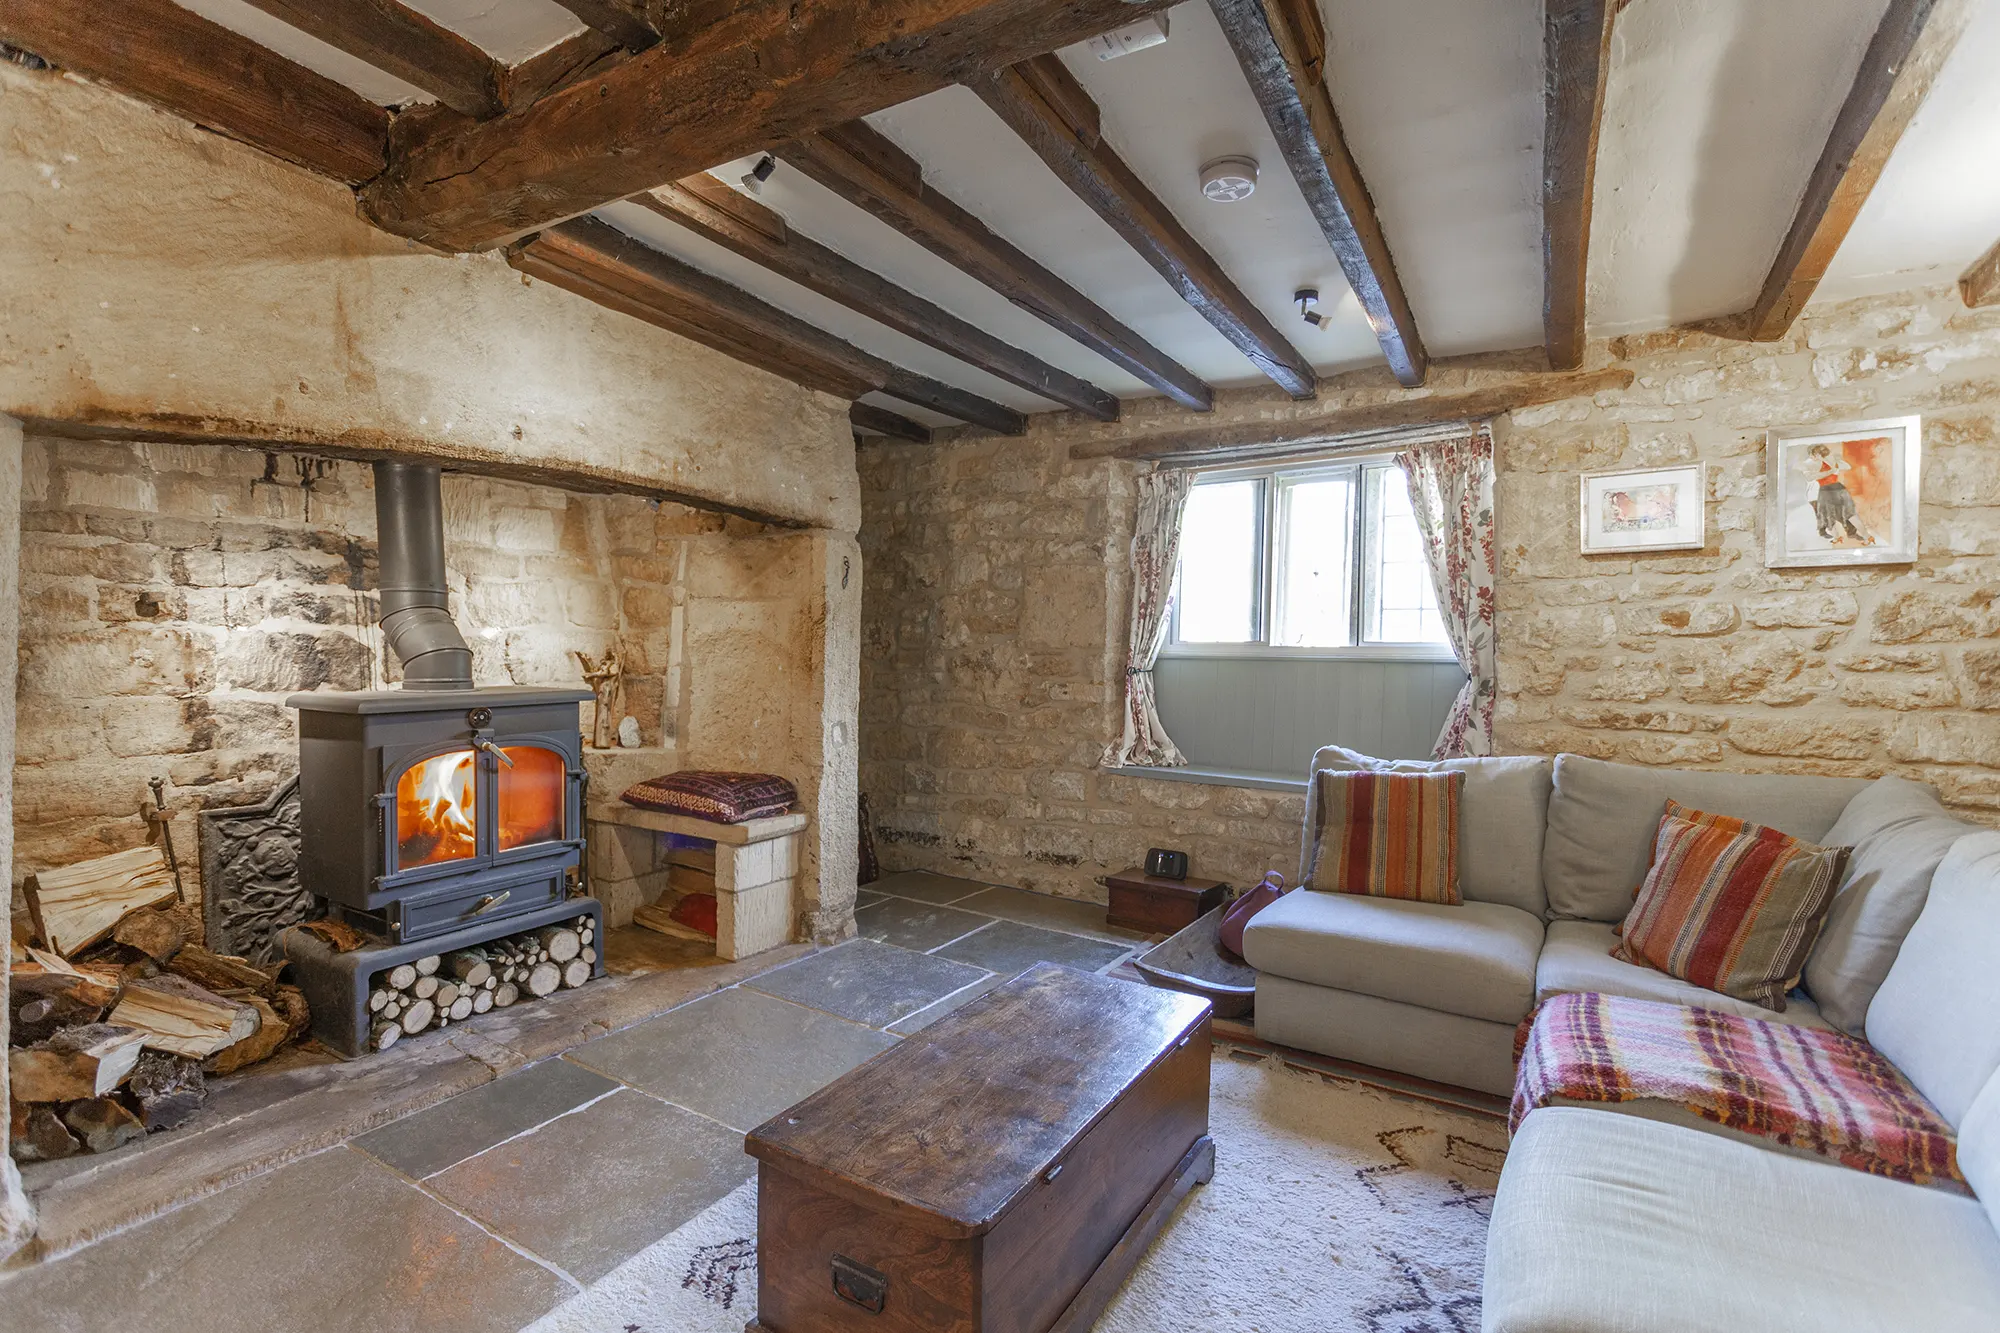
{"left": 1169, "top": 460, "right": 1452, "bottom": 655}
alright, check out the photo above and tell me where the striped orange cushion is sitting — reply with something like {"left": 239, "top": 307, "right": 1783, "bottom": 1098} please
{"left": 1308, "top": 770, "right": 1463, "bottom": 905}
{"left": 1614, "top": 801, "right": 1851, "bottom": 1011}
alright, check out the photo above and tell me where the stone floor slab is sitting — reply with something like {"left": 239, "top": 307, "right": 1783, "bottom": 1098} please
{"left": 868, "top": 870, "right": 994, "bottom": 905}
{"left": 935, "top": 920, "right": 1134, "bottom": 977}
{"left": 853, "top": 896, "right": 994, "bottom": 952}
{"left": 746, "top": 938, "right": 991, "bottom": 1028}
{"left": 353, "top": 1056, "right": 619, "bottom": 1180}
{"left": 426, "top": 1088, "right": 749, "bottom": 1284}
{"left": 0, "top": 1147, "right": 570, "bottom": 1333}
{"left": 950, "top": 886, "right": 1149, "bottom": 943}
{"left": 887, "top": 972, "right": 1008, "bottom": 1035}
{"left": 563, "top": 987, "right": 896, "bottom": 1132}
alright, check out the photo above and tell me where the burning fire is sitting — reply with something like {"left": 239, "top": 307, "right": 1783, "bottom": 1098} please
{"left": 397, "top": 749, "right": 477, "bottom": 868}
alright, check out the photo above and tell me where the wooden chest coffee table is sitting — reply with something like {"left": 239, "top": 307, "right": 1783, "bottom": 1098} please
{"left": 745, "top": 962, "right": 1214, "bottom": 1333}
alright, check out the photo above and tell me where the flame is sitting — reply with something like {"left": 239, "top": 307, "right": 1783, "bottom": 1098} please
{"left": 396, "top": 750, "right": 477, "bottom": 868}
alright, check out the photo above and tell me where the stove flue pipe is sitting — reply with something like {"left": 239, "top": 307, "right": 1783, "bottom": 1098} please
{"left": 374, "top": 461, "right": 474, "bottom": 691}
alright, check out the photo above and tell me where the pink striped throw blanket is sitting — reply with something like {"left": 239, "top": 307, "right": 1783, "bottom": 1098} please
{"left": 1514, "top": 991, "right": 1962, "bottom": 1188}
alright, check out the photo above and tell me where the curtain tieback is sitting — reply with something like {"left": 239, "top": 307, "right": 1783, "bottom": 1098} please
{"left": 1125, "top": 666, "right": 1154, "bottom": 676}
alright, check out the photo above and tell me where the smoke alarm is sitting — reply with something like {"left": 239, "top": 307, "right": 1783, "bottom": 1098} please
{"left": 1088, "top": 14, "right": 1169, "bottom": 60}
{"left": 1200, "top": 156, "right": 1258, "bottom": 203}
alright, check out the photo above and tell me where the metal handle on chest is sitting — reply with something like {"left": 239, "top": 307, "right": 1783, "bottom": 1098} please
{"left": 831, "top": 1254, "right": 888, "bottom": 1315}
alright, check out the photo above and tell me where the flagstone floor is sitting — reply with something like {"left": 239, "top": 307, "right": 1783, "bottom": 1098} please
{"left": 0, "top": 872, "right": 1151, "bottom": 1333}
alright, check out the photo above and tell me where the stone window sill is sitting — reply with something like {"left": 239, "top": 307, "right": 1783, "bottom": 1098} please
{"left": 1103, "top": 765, "right": 1307, "bottom": 794}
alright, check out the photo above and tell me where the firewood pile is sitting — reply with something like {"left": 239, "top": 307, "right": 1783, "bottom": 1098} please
{"left": 9, "top": 845, "right": 310, "bottom": 1165}
{"left": 367, "top": 916, "right": 596, "bottom": 1052}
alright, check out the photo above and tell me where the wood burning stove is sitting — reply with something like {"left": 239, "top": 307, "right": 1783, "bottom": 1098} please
{"left": 288, "top": 687, "right": 591, "bottom": 944}
{"left": 281, "top": 460, "right": 604, "bottom": 1056}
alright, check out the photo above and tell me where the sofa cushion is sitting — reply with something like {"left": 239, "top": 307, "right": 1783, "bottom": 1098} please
{"left": 1541, "top": 754, "right": 1868, "bottom": 922}
{"left": 1960, "top": 1068, "right": 2000, "bottom": 1237}
{"left": 1306, "top": 770, "right": 1463, "bottom": 904}
{"left": 1866, "top": 831, "right": 2000, "bottom": 1128}
{"left": 1536, "top": 920, "right": 1833, "bottom": 1030}
{"left": 1807, "top": 776, "right": 1978, "bottom": 1037}
{"left": 1614, "top": 802, "right": 1849, "bottom": 1012}
{"left": 1484, "top": 1108, "right": 2000, "bottom": 1333}
{"left": 1241, "top": 889, "right": 1543, "bottom": 1024}
{"left": 1303, "top": 745, "right": 1551, "bottom": 916}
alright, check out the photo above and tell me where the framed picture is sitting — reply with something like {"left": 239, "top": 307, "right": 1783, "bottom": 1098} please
{"left": 1578, "top": 464, "right": 1707, "bottom": 555}
{"left": 1764, "top": 416, "right": 1921, "bottom": 568}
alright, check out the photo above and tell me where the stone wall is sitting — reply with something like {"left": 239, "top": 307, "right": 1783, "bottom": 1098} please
{"left": 1494, "top": 285, "right": 2000, "bottom": 815}
{"left": 857, "top": 438, "right": 1306, "bottom": 903}
{"left": 857, "top": 282, "right": 2000, "bottom": 906}
{"left": 13, "top": 437, "right": 834, "bottom": 917}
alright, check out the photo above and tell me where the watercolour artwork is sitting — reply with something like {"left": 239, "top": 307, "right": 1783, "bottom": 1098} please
{"left": 1579, "top": 464, "right": 1705, "bottom": 554}
{"left": 1764, "top": 417, "right": 1921, "bottom": 568}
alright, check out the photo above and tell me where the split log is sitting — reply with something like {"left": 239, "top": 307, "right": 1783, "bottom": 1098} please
{"left": 112, "top": 909, "right": 191, "bottom": 962}
{"left": 386, "top": 963, "right": 418, "bottom": 990}
{"left": 168, "top": 945, "right": 278, "bottom": 999}
{"left": 9, "top": 1100, "right": 80, "bottom": 1162}
{"left": 205, "top": 996, "right": 287, "bottom": 1075}
{"left": 537, "top": 927, "right": 581, "bottom": 964}
{"left": 23, "top": 845, "right": 179, "bottom": 957}
{"left": 61, "top": 1097, "right": 147, "bottom": 1154}
{"left": 445, "top": 949, "right": 492, "bottom": 987}
{"left": 561, "top": 959, "right": 590, "bottom": 989}
{"left": 373, "top": 1021, "right": 402, "bottom": 1051}
{"left": 110, "top": 975, "right": 261, "bottom": 1058}
{"left": 415, "top": 955, "right": 442, "bottom": 976}
{"left": 526, "top": 961, "right": 561, "bottom": 998}
{"left": 447, "top": 995, "right": 473, "bottom": 1021}
{"left": 493, "top": 982, "right": 519, "bottom": 1008}
{"left": 10, "top": 972, "right": 119, "bottom": 1043}
{"left": 9, "top": 1025, "right": 148, "bottom": 1101}
{"left": 471, "top": 989, "right": 493, "bottom": 1014}
{"left": 399, "top": 998, "right": 436, "bottom": 1034}
{"left": 126, "top": 1051, "right": 206, "bottom": 1130}
{"left": 413, "top": 975, "right": 440, "bottom": 1000}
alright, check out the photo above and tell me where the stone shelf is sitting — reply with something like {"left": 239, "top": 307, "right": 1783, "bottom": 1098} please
{"left": 587, "top": 803, "right": 807, "bottom": 961}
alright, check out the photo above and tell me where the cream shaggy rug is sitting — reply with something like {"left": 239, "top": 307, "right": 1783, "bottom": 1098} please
{"left": 524, "top": 1051, "right": 1506, "bottom": 1333}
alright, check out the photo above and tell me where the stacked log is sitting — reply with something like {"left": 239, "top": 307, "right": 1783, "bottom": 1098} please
{"left": 7, "top": 846, "right": 314, "bottom": 1165}
{"left": 364, "top": 915, "right": 597, "bottom": 1050}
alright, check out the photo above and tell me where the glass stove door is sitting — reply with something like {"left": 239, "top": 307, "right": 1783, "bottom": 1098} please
{"left": 497, "top": 745, "right": 567, "bottom": 851}
{"left": 393, "top": 748, "right": 479, "bottom": 869}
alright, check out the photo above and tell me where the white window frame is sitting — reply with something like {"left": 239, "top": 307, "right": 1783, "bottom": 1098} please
{"left": 1164, "top": 455, "right": 1459, "bottom": 664}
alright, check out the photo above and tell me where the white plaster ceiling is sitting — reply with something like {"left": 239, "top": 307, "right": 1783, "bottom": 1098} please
{"left": 160, "top": 0, "right": 2000, "bottom": 413}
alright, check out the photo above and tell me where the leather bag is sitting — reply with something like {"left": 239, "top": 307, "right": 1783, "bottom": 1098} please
{"left": 1218, "top": 870, "right": 1288, "bottom": 960}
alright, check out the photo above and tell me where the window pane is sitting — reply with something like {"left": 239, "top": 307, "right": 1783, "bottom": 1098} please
{"left": 1366, "top": 466, "right": 1451, "bottom": 646}
{"left": 1272, "top": 475, "right": 1354, "bottom": 647}
{"left": 1175, "top": 479, "right": 1261, "bottom": 642}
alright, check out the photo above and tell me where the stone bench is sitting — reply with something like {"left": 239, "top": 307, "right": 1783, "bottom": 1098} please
{"left": 588, "top": 803, "right": 807, "bottom": 960}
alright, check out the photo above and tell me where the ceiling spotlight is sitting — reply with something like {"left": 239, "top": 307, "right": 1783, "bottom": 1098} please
{"left": 1200, "top": 155, "right": 1258, "bottom": 203}
{"left": 741, "top": 154, "right": 776, "bottom": 195}
{"left": 1088, "top": 14, "right": 1169, "bottom": 60}
{"left": 1295, "top": 288, "right": 1327, "bottom": 329}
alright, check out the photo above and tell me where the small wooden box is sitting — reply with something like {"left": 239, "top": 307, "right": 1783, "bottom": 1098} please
{"left": 1104, "top": 867, "right": 1229, "bottom": 936}
{"left": 747, "top": 964, "right": 1213, "bottom": 1333}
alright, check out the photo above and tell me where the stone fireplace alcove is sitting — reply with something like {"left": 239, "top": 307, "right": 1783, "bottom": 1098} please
{"left": 0, "top": 56, "right": 863, "bottom": 1248}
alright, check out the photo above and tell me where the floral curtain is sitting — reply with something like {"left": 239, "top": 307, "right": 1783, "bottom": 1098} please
{"left": 1396, "top": 427, "right": 1497, "bottom": 758}
{"left": 1103, "top": 468, "right": 1194, "bottom": 768}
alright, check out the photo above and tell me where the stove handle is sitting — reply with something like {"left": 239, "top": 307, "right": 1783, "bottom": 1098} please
{"left": 471, "top": 890, "right": 512, "bottom": 916}
{"left": 472, "top": 737, "right": 515, "bottom": 768}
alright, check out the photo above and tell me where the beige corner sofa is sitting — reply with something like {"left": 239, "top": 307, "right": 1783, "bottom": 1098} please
{"left": 1241, "top": 748, "right": 2000, "bottom": 1330}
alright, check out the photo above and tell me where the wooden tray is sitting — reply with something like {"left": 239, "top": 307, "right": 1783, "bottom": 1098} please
{"left": 1132, "top": 905, "right": 1256, "bottom": 1019}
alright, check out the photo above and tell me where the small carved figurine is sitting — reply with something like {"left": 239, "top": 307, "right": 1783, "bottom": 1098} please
{"left": 575, "top": 650, "right": 623, "bottom": 750}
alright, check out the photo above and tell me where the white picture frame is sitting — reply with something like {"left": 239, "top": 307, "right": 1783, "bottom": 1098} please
{"left": 1764, "top": 416, "right": 1921, "bottom": 568}
{"left": 1578, "top": 463, "right": 1707, "bottom": 555}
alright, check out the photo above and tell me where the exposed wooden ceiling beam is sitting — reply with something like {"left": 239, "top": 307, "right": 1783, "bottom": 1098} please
{"left": 785, "top": 122, "right": 1214, "bottom": 412}
{"left": 235, "top": 0, "right": 503, "bottom": 119}
{"left": 1208, "top": 0, "right": 1427, "bottom": 387}
{"left": 1068, "top": 366, "right": 1635, "bottom": 462}
{"left": 545, "top": 0, "right": 656, "bottom": 51}
{"left": 1961, "top": 235, "right": 2000, "bottom": 309}
{"left": 358, "top": 0, "right": 1176, "bottom": 252}
{"left": 1740, "top": 0, "right": 1974, "bottom": 341}
{"left": 498, "top": 29, "right": 623, "bottom": 109}
{"left": 0, "top": 0, "right": 388, "bottom": 184}
{"left": 852, "top": 403, "right": 935, "bottom": 443}
{"left": 632, "top": 176, "right": 1121, "bottom": 420}
{"left": 975, "top": 56, "right": 1316, "bottom": 400}
{"left": 1540, "top": 0, "right": 1616, "bottom": 370}
{"left": 508, "top": 219, "right": 1028, "bottom": 435}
